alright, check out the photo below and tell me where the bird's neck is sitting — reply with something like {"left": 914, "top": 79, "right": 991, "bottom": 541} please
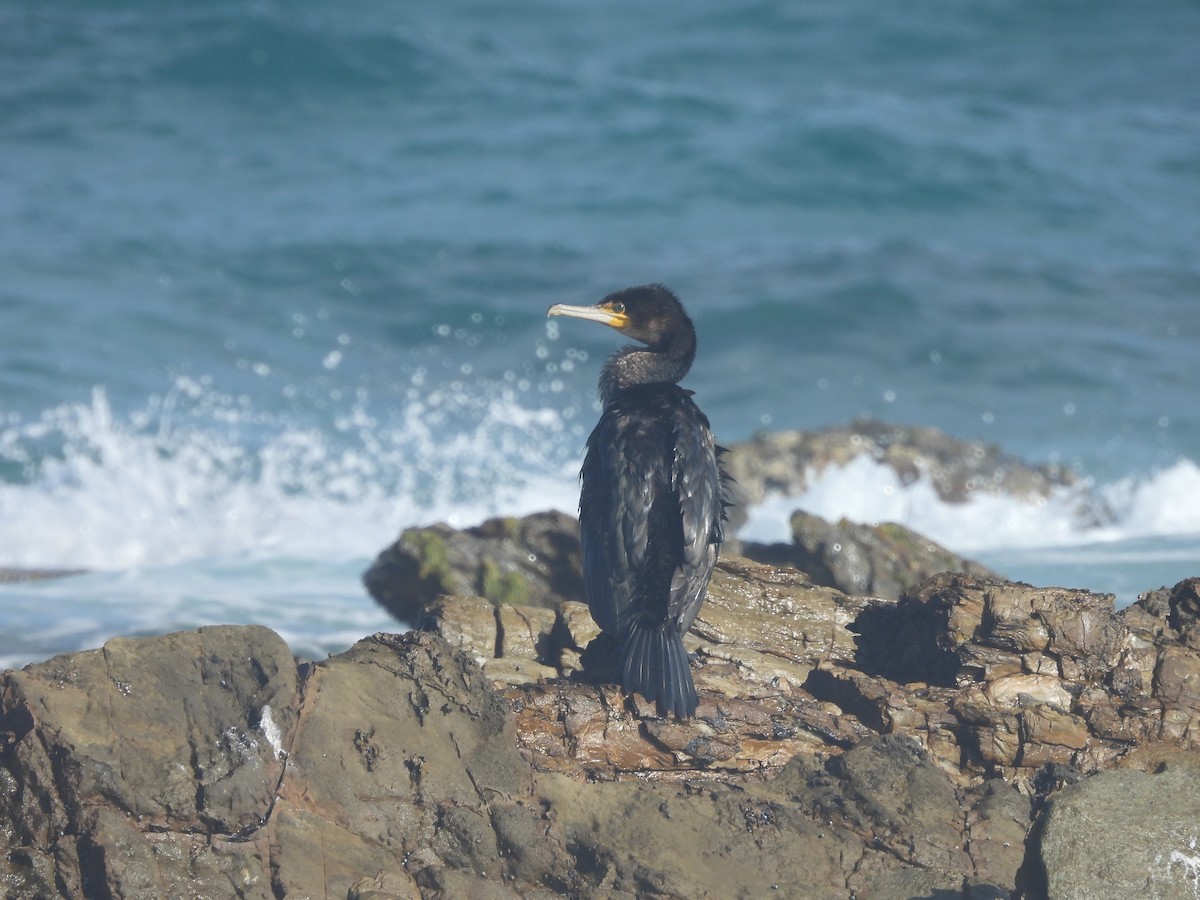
{"left": 599, "top": 338, "right": 695, "bottom": 405}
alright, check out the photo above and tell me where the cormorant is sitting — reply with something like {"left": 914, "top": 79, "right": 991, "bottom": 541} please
{"left": 548, "top": 284, "right": 728, "bottom": 718}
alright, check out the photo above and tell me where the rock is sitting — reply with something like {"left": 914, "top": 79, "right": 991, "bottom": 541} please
{"left": 782, "top": 734, "right": 969, "bottom": 873}
{"left": 965, "top": 777, "right": 1033, "bottom": 895}
{"left": 411, "top": 560, "right": 1200, "bottom": 792}
{"left": 418, "top": 593, "right": 497, "bottom": 665}
{"left": 418, "top": 563, "right": 1200, "bottom": 797}
{"left": 6, "top": 562, "right": 1200, "bottom": 898}
{"left": 722, "top": 419, "right": 1081, "bottom": 530}
{"left": 363, "top": 510, "right": 583, "bottom": 624}
{"left": 1025, "top": 760, "right": 1200, "bottom": 900}
{"left": 531, "top": 768, "right": 865, "bottom": 898}
{"left": 1167, "top": 577, "right": 1200, "bottom": 651}
{"left": 269, "top": 631, "right": 531, "bottom": 898}
{"left": 743, "top": 509, "right": 998, "bottom": 599}
{"left": 554, "top": 600, "right": 601, "bottom": 675}
{"left": 0, "top": 624, "right": 1007, "bottom": 899}
{"left": 347, "top": 871, "right": 423, "bottom": 899}
{"left": 496, "top": 602, "right": 558, "bottom": 663}
{"left": 849, "top": 573, "right": 1200, "bottom": 779}
{"left": 486, "top": 557, "right": 879, "bottom": 780}
{"left": 0, "top": 627, "right": 531, "bottom": 899}
{"left": 0, "top": 625, "right": 299, "bottom": 899}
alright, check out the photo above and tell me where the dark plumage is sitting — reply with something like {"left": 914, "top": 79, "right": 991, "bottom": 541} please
{"left": 548, "top": 284, "right": 728, "bottom": 718}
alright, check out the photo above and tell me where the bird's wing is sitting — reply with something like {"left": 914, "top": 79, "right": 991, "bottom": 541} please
{"left": 668, "top": 401, "right": 724, "bottom": 629}
{"left": 579, "top": 414, "right": 654, "bottom": 633}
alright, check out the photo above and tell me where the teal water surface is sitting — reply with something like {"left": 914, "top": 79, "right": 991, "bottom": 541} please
{"left": 2, "top": 1, "right": 1198, "bottom": 665}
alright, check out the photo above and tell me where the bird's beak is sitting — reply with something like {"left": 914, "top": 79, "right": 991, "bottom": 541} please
{"left": 547, "top": 303, "right": 629, "bottom": 329}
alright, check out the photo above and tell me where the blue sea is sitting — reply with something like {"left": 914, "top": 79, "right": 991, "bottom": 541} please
{"left": 2, "top": 1, "right": 1198, "bottom": 669}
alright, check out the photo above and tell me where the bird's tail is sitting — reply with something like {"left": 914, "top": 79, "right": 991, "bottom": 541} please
{"left": 619, "top": 619, "right": 699, "bottom": 719}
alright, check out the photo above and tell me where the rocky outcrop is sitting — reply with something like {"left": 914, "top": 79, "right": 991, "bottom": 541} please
{"left": 418, "top": 568, "right": 1200, "bottom": 898}
{"left": 5, "top": 569, "right": 1200, "bottom": 898}
{"left": 362, "top": 422, "right": 1042, "bottom": 612}
{"left": 826, "top": 574, "right": 1200, "bottom": 786}
{"left": 0, "top": 623, "right": 1026, "bottom": 900}
{"left": 743, "top": 509, "right": 999, "bottom": 599}
{"left": 0, "top": 627, "right": 538, "bottom": 899}
{"left": 363, "top": 510, "right": 583, "bottom": 624}
{"left": 423, "top": 572, "right": 1200, "bottom": 790}
{"left": 1, "top": 626, "right": 300, "bottom": 899}
{"left": 722, "top": 419, "right": 1082, "bottom": 530}
{"left": 1025, "top": 757, "right": 1200, "bottom": 899}
{"left": 7, "top": 417, "right": 1193, "bottom": 898}
{"left": 494, "top": 558, "right": 879, "bottom": 780}
{"left": 362, "top": 505, "right": 1200, "bottom": 793}
{"left": 365, "top": 503, "right": 997, "bottom": 629}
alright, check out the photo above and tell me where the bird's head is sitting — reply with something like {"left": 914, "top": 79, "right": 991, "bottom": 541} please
{"left": 547, "top": 284, "right": 689, "bottom": 350}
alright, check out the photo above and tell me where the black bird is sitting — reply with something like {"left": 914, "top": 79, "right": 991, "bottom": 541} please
{"left": 548, "top": 284, "right": 728, "bottom": 718}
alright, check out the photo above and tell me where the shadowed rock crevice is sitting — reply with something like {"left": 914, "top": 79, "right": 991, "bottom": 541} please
{"left": 850, "top": 594, "right": 962, "bottom": 686}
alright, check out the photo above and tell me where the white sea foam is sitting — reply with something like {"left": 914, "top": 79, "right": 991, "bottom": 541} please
{"left": 1, "top": 381, "right": 1197, "bottom": 668}
{"left": 0, "top": 383, "right": 580, "bottom": 571}
{"left": 4, "top": 383, "right": 1198, "bottom": 575}
{"left": 1098, "top": 460, "right": 1200, "bottom": 539}
{"left": 739, "top": 453, "right": 1200, "bottom": 554}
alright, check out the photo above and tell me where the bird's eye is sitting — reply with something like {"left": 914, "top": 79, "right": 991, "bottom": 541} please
{"left": 611, "top": 302, "right": 625, "bottom": 314}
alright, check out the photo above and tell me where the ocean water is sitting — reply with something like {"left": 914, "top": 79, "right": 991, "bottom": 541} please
{"left": 2, "top": 1, "right": 1198, "bottom": 668}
